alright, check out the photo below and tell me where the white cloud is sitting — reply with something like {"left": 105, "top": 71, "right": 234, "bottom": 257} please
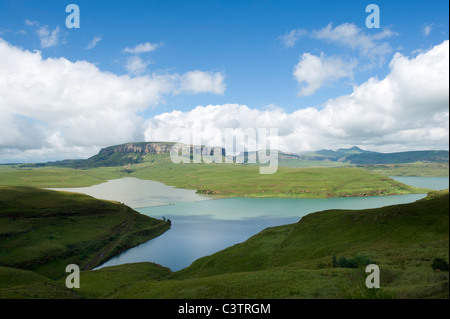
{"left": 176, "top": 70, "right": 226, "bottom": 95}
{"left": 86, "top": 36, "right": 102, "bottom": 49}
{"left": 0, "top": 38, "right": 447, "bottom": 162}
{"left": 143, "top": 41, "right": 449, "bottom": 153}
{"left": 312, "top": 23, "right": 397, "bottom": 61}
{"left": 123, "top": 42, "right": 161, "bottom": 54}
{"left": 125, "top": 56, "right": 150, "bottom": 76}
{"left": 279, "top": 29, "right": 307, "bottom": 47}
{"left": 293, "top": 52, "right": 356, "bottom": 96}
{"left": 36, "top": 25, "right": 62, "bottom": 48}
{"left": 0, "top": 38, "right": 226, "bottom": 162}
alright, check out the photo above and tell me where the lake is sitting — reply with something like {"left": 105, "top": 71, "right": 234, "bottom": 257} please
{"left": 51, "top": 176, "right": 448, "bottom": 272}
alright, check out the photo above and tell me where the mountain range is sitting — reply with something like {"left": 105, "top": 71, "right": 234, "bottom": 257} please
{"left": 29, "top": 143, "right": 449, "bottom": 168}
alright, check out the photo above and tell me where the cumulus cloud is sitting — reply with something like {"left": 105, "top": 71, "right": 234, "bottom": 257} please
{"left": 293, "top": 52, "right": 356, "bottom": 96}
{"left": 144, "top": 41, "right": 449, "bottom": 153}
{"left": 0, "top": 38, "right": 226, "bottom": 162}
{"left": 0, "top": 38, "right": 447, "bottom": 162}
{"left": 123, "top": 42, "right": 162, "bottom": 54}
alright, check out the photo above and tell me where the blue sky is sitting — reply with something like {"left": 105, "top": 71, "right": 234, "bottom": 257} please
{"left": 0, "top": 0, "right": 449, "bottom": 162}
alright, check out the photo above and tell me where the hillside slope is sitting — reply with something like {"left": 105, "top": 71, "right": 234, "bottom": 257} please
{"left": 111, "top": 190, "right": 448, "bottom": 299}
{"left": 0, "top": 186, "right": 170, "bottom": 279}
{"left": 1, "top": 190, "right": 448, "bottom": 298}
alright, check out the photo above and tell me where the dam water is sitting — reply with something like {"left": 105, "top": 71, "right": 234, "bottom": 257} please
{"left": 50, "top": 176, "right": 449, "bottom": 271}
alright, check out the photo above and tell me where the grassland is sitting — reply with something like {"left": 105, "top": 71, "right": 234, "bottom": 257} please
{"left": 0, "top": 186, "right": 170, "bottom": 279}
{"left": 0, "top": 155, "right": 430, "bottom": 198}
{"left": 0, "top": 166, "right": 127, "bottom": 188}
{"left": 128, "top": 163, "right": 430, "bottom": 197}
{"left": 1, "top": 189, "right": 447, "bottom": 299}
{"left": 81, "top": 189, "right": 450, "bottom": 299}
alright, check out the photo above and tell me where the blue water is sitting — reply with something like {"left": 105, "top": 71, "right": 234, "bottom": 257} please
{"left": 93, "top": 176, "right": 448, "bottom": 271}
{"left": 390, "top": 176, "right": 449, "bottom": 191}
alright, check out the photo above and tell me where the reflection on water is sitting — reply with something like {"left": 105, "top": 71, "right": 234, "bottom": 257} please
{"left": 48, "top": 177, "right": 210, "bottom": 208}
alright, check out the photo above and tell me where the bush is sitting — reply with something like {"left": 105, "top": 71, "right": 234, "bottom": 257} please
{"left": 432, "top": 258, "right": 449, "bottom": 271}
{"left": 337, "top": 257, "right": 359, "bottom": 268}
{"left": 354, "top": 255, "right": 376, "bottom": 267}
{"left": 331, "top": 254, "right": 376, "bottom": 269}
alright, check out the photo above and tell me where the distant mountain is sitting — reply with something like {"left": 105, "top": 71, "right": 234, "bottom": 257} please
{"left": 39, "top": 142, "right": 226, "bottom": 168}
{"left": 345, "top": 150, "right": 449, "bottom": 164}
{"left": 23, "top": 143, "right": 449, "bottom": 168}
{"left": 299, "top": 147, "right": 448, "bottom": 164}
{"left": 301, "top": 146, "right": 378, "bottom": 161}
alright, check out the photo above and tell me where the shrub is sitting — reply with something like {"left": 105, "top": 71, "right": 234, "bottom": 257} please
{"left": 354, "top": 255, "right": 376, "bottom": 267}
{"left": 337, "top": 257, "right": 359, "bottom": 269}
{"left": 331, "top": 254, "right": 375, "bottom": 269}
{"left": 432, "top": 258, "right": 449, "bottom": 271}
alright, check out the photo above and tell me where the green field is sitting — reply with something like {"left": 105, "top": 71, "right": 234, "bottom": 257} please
{"left": 0, "top": 156, "right": 430, "bottom": 198}
{"left": 1, "top": 189, "right": 447, "bottom": 299}
{"left": 0, "top": 186, "right": 170, "bottom": 279}
{"left": 0, "top": 166, "right": 127, "bottom": 188}
{"left": 0, "top": 152, "right": 446, "bottom": 299}
{"left": 127, "top": 163, "right": 429, "bottom": 198}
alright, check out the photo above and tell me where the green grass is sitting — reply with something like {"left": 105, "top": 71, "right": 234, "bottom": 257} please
{"left": 126, "top": 160, "right": 429, "bottom": 198}
{"left": 0, "top": 186, "right": 170, "bottom": 279}
{"left": 0, "top": 166, "right": 127, "bottom": 188}
{"left": 278, "top": 159, "right": 350, "bottom": 168}
{"left": 0, "top": 189, "right": 448, "bottom": 299}
{"left": 0, "top": 266, "right": 79, "bottom": 299}
{"left": 63, "top": 189, "right": 447, "bottom": 299}
{"left": 0, "top": 154, "right": 430, "bottom": 198}
{"left": 166, "top": 189, "right": 448, "bottom": 299}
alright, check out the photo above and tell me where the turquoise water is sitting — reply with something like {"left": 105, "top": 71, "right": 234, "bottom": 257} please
{"left": 89, "top": 176, "right": 447, "bottom": 271}
{"left": 50, "top": 176, "right": 449, "bottom": 271}
{"left": 97, "top": 193, "right": 426, "bottom": 271}
{"left": 390, "top": 176, "right": 449, "bottom": 191}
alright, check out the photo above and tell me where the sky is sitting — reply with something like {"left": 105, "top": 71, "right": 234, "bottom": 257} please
{"left": 0, "top": 0, "right": 448, "bottom": 163}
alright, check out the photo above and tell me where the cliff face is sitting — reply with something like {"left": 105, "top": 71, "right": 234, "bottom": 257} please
{"left": 99, "top": 142, "right": 227, "bottom": 157}
{"left": 99, "top": 142, "right": 176, "bottom": 155}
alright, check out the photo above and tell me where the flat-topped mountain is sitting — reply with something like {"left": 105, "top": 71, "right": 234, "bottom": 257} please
{"left": 99, "top": 142, "right": 176, "bottom": 155}
{"left": 29, "top": 142, "right": 449, "bottom": 168}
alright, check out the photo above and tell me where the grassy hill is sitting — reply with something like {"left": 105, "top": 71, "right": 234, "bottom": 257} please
{"left": 0, "top": 186, "right": 170, "bottom": 279}
{"left": 1, "top": 189, "right": 447, "bottom": 299}
{"left": 85, "top": 189, "right": 449, "bottom": 299}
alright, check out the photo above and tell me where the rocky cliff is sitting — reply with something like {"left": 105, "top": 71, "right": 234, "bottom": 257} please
{"left": 99, "top": 142, "right": 176, "bottom": 155}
